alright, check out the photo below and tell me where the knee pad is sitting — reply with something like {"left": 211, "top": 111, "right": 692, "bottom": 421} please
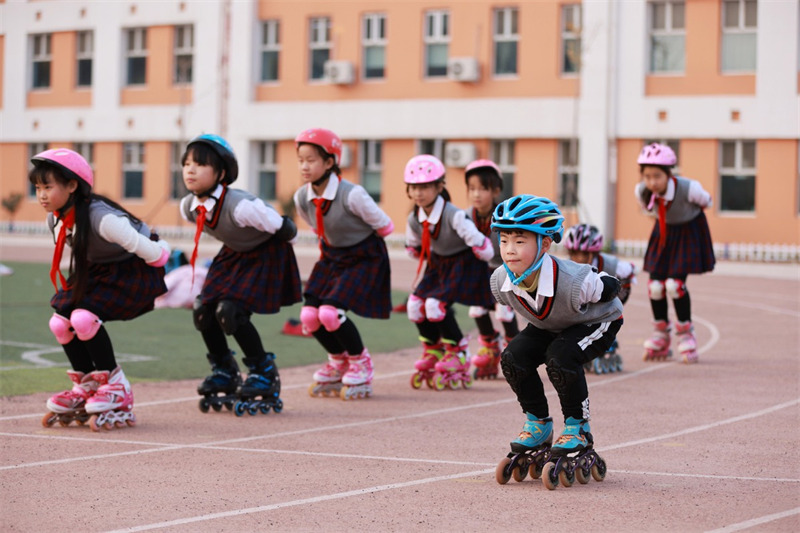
{"left": 215, "top": 300, "right": 249, "bottom": 336}
{"left": 70, "top": 309, "right": 102, "bottom": 341}
{"left": 407, "top": 295, "right": 426, "bottom": 323}
{"left": 665, "top": 278, "right": 686, "bottom": 299}
{"left": 318, "top": 305, "right": 346, "bottom": 332}
{"left": 500, "top": 348, "right": 527, "bottom": 396}
{"left": 545, "top": 358, "right": 580, "bottom": 396}
{"left": 468, "top": 306, "right": 488, "bottom": 318}
{"left": 648, "top": 279, "right": 665, "bottom": 301}
{"left": 300, "top": 305, "right": 321, "bottom": 333}
{"left": 49, "top": 313, "right": 74, "bottom": 344}
{"left": 495, "top": 304, "right": 516, "bottom": 323}
{"left": 424, "top": 298, "right": 447, "bottom": 322}
{"left": 192, "top": 298, "right": 215, "bottom": 332}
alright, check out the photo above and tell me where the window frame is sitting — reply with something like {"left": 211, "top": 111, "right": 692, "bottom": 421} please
{"left": 718, "top": 139, "right": 757, "bottom": 213}
{"left": 561, "top": 4, "right": 582, "bottom": 75}
{"left": 490, "top": 140, "right": 516, "bottom": 202}
{"left": 493, "top": 7, "right": 519, "bottom": 77}
{"left": 27, "top": 142, "right": 49, "bottom": 198}
{"left": 170, "top": 142, "right": 188, "bottom": 201}
{"left": 418, "top": 139, "right": 446, "bottom": 162}
{"left": 648, "top": 1, "right": 686, "bottom": 74}
{"left": 125, "top": 28, "right": 148, "bottom": 86}
{"left": 362, "top": 13, "right": 387, "bottom": 80}
{"left": 76, "top": 30, "right": 93, "bottom": 87}
{"left": 423, "top": 10, "right": 450, "bottom": 78}
{"left": 359, "top": 140, "right": 383, "bottom": 203}
{"left": 122, "top": 142, "right": 146, "bottom": 199}
{"left": 260, "top": 20, "right": 281, "bottom": 83}
{"left": 721, "top": 0, "right": 758, "bottom": 73}
{"left": 558, "top": 139, "right": 580, "bottom": 209}
{"left": 309, "top": 17, "right": 331, "bottom": 81}
{"left": 31, "top": 33, "right": 52, "bottom": 90}
{"left": 257, "top": 141, "right": 278, "bottom": 201}
{"left": 173, "top": 25, "right": 194, "bottom": 84}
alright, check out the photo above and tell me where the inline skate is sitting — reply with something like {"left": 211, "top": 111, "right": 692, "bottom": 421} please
{"left": 85, "top": 366, "right": 136, "bottom": 431}
{"left": 496, "top": 414, "right": 553, "bottom": 484}
{"left": 643, "top": 320, "right": 672, "bottom": 361}
{"left": 234, "top": 353, "right": 283, "bottom": 415}
{"left": 472, "top": 333, "right": 502, "bottom": 380}
{"left": 198, "top": 352, "right": 242, "bottom": 413}
{"left": 309, "top": 352, "right": 349, "bottom": 397}
{"left": 340, "top": 349, "right": 374, "bottom": 401}
{"left": 41, "top": 370, "right": 98, "bottom": 428}
{"left": 432, "top": 338, "right": 472, "bottom": 391}
{"left": 585, "top": 339, "right": 623, "bottom": 374}
{"left": 675, "top": 321, "right": 699, "bottom": 364}
{"left": 541, "top": 417, "right": 607, "bottom": 490}
{"left": 410, "top": 338, "right": 442, "bottom": 389}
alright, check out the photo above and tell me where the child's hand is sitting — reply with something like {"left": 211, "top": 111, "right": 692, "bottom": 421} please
{"left": 472, "top": 237, "right": 494, "bottom": 262}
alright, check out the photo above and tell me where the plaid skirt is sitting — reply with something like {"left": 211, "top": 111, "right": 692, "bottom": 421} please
{"left": 51, "top": 256, "right": 167, "bottom": 321}
{"left": 201, "top": 238, "right": 302, "bottom": 314}
{"left": 303, "top": 233, "right": 391, "bottom": 319}
{"left": 644, "top": 211, "right": 716, "bottom": 277}
{"left": 414, "top": 249, "right": 495, "bottom": 308}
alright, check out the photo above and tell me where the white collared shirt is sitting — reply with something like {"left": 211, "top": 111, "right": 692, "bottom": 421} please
{"left": 180, "top": 184, "right": 285, "bottom": 234}
{"left": 405, "top": 196, "right": 486, "bottom": 248}
{"left": 296, "top": 175, "right": 390, "bottom": 229}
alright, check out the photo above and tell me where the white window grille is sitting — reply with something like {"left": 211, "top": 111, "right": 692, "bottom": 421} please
{"left": 261, "top": 20, "right": 280, "bottom": 82}
{"left": 424, "top": 10, "right": 450, "bottom": 77}
{"left": 174, "top": 25, "right": 193, "bottom": 84}
{"left": 719, "top": 140, "right": 756, "bottom": 212}
{"left": 562, "top": 5, "right": 582, "bottom": 74}
{"left": 721, "top": 0, "right": 757, "bottom": 72}
{"left": 309, "top": 17, "right": 331, "bottom": 80}
{"left": 76, "top": 31, "right": 93, "bottom": 87}
{"left": 125, "top": 28, "right": 147, "bottom": 85}
{"left": 123, "top": 142, "right": 145, "bottom": 199}
{"left": 494, "top": 7, "right": 518, "bottom": 76}
{"left": 649, "top": 1, "right": 685, "bottom": 72}
{"left": 31, "top": 33, "right": 51, "bottom": 89}
{"left": 363, "top": 13, "right": 387, "bottom": 79}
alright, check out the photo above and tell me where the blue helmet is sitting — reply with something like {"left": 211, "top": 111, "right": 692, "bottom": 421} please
{"left": 187, "top": 134, "right": 239, "bottom": 184}
{"left": 491, "top": 194, "right": 564, "bottom": 243}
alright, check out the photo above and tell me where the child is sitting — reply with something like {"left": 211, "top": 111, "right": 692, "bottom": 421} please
{"left": 32, "top": 148, "right": 170, "bottom": 431}
{"left": 405, "top": 154, "right": 495, "bottom": 390}
{"left": 490, "top": 195, "right": 623, "bottom": 487}
{"left": 180, "top": 134, "right": 301, "bottom": 415}
{"left": 563, "top": 223, "right": 636, "bottom": 373}
{"left": 635, "top": 143, "right": 715, "bottom": 363}
{"left": 293, "top": 128, "right": 393, "bottom": 401}
{"left": 464, "top": 159, "right": 519, "bottom": 379}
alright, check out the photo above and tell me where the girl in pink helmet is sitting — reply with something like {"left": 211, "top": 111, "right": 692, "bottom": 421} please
{"left": 294, "top": 128, "right": 394, "bottom": 401}
{"left": 635, "top": 143, "right": 715, "bottom": 363}
{"left": 405, "top": 155, "right": 495, "bottom": 391}
{"left": 463, "top": 159, "right": 519, "bottom": 380}
{"left": 30, "top": 148, "right": 170, "bottom": 431}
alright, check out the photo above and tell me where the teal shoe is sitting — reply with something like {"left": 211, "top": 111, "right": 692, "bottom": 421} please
{"left": 510, "top": 413, "right": 553, "bottom": 452}
{"left": 551, "top": 417, "right": 592, "bottom": 456}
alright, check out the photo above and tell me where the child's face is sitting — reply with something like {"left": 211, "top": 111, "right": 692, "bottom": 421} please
{"left": 466, "top": 175, "right": 498, "bottom": 215}
{"left": 297, "top": 144, "right": 333, "bottom": 184}
{"left": 499, "top": 230, "right": 552, "bottom": 281}
{"left": 568, "top": 250, "right": 595, "bottom": 265}
{"left": 642, "top": 166, "right": 670, "bottom": 195}
{"left": 182, "top": 152, "right": 220, "bottom": 197}
{"left": 34, "top": 173, "right": 77, "bottom": 213}
{"left": 408, "top": 182, "right": 442, "bottom": 211}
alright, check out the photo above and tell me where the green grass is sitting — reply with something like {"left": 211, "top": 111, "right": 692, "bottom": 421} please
{"left": 0, "top": 261, "right": 474, "bottom": 396}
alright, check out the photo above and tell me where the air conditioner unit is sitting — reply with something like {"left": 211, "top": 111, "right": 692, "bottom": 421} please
{"left": 339, "top": 144, "right": 352, "bottom": 169}
{"left": 447, "top": 57, "right": 480, "bottom": 82}
{"left": 444, "top": 143, "right": 478, "bottom": 168}
{"left": 324, "top": 60, "right": 355, "bottom": 85}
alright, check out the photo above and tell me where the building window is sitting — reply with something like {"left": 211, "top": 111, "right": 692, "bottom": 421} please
{"left": 494, "top": 7, "right": 518, "bottom": 76}
{"left": 170, "top": 143, "right": 188, "bottom": 200}
{"left": 309, "top": 17, "right": 331, "bottom": 80}
{"left": 28, "top": 142, "right": 48, "bottom": 197}
{"left": 362, "top": 13, "right": 386, "bottom": 79}
{"left": 424, "top": 10, "right": 450, "bottom": 77}
{"left": 360, "top": 141, "right": 383, "bottom": 203}
{"left": 562, "top": 5, "right": 582, "bottom": 74}
{"left": 123, "top": 142, "right": 145, "bottom": 199}
{"left": 31, "top": 34, "right": 51, "bottom": 89}
{"left": 73, "top": 143, "right": 94, "bottom": 167}
{"left": 719, "top": 140, "right": 756, "bottom": 212}
{"left": 260, "top": 20, "right": 280, "bottom": 82}
{"left": 419, "top": 139, "right": 446, "bottom": 162}
{"left": 722, "top": 0, "right": 757, "bottom": 72}
{"left": 490, "top": 140, "right": 516, "bottom": 202}
{"left": 649, "top": 1, "right": 685, "bottom": 73}
{"left": 558, "top": 140, "right": 580, "bottom": 208}
{"left": 257, "top": 141, "right": 277, "bottom": 201}
{"left": 174, "top": 25, "right": 193, "bottom": 84}
{"left": 125, "top": 28, "right": 147, "bottom": 85}
{"left": 76, "top": 31, "right": 93, "bottom": 87}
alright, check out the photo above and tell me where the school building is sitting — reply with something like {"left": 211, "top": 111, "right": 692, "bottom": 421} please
{"left": 1, "top": 0, "right": 798, "bottom": 260}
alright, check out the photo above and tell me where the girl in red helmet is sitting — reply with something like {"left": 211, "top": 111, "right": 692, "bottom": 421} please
{"left": 294, "top": 128, "right": 394, "bottom": 401}
{"left": 31, "top": 148, "right": 170, "bottom": 431}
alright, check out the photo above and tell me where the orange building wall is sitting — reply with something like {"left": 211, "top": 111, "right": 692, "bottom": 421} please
{"left": 120, "top": 26, "right": 192, "bottom": 106}
{"left": 645, "top": 0, "right": 755, "bottom": 96}
{"left": 27, "top": 32, "right": 92, "bottom": 108}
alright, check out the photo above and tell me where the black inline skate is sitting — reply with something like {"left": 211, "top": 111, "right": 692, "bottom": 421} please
{"left": 540, "top": 417, "right": 607, "bottom": 490}
{"left": 198, "top": 352, "right": 241, "bottom": 413}
{"left": 234, "top": 352, "right": 283, "bottom": 416}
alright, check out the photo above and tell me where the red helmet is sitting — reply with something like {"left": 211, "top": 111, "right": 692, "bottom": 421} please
{"left": 31, "top": 148, "right": 94, "bottom": 189}
{"left": 564, "top": 223, "right": 603, "bottom": 253}
{"left": 295, "top": 128, "right": 342, "bottom": 164}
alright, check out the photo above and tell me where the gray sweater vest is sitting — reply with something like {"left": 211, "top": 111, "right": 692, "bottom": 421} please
{"left": 296, "top": 180, "right": 376, "bottom": 248}
{"left": 181, "top": 188, "right": 272, "bottom": 252}
{"left": 407, "top": 201, "right": 470, "bottom": 257}
{"left": 637, "top": 176, "right": 703, "bottom": 225}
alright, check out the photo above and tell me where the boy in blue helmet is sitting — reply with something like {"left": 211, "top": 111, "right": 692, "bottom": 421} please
{"left": 490, "top": 195, "right": 624, "bottom": 487}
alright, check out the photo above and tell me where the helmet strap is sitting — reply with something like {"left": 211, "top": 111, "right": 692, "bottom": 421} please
{"left": 504, "top": 235, "right": 547, "bottom": 286}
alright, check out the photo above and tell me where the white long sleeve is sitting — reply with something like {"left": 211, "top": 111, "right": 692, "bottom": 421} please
{"left": 98, "top": 215, "right": 168, "bottom": 263}
{"left": 233, "top": 197, "right": 285, "bottom": 233}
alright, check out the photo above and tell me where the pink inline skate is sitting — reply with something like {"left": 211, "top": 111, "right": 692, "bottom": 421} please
{"left": 309, "top": 352, "right": 349, "bottom": 398}
{"left": 472, "top": 333, "right": 502, "bottom": 380}
{"left": 85, "top": 366, "right": 136, "bottom": 431}
{"left": 432, "top": 338, "right": 473, "bottom": 390}
{"left": 643, "top": 320, "right": 672, "bottom": 361}
{"left": 675, "top": 321, "right": 699, "bottom": 364}
{"left": 340, "top": 349, "right": 374, "bottom": 400}
{"left": 42, "top": 370, "right": 98, "bottom": 428}
{"left": 411, "top": 338, "right": 443, "bottom": 389}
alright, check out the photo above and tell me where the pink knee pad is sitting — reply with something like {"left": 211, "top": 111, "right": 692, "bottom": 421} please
{"left": 70, "top": 309, "right": 102, "bottom": 341}
{"left": 49, "top": 313, "right": 74, "bottom": 344}
{"left": 300, "top": 306, "right": 321, "bottom": 333}
{"left": 407, "top": 295, "right": 426, "bottom": 323}
{"left": 318, "top": 305, "right": 344, "bottom": 332}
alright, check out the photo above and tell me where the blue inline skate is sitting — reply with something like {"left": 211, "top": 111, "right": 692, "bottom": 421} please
{"left": 234, "top": 353, "right": 283, "bottom": 416}
{"left": 541, "top": 417, "right": 607, "bottom": 490}
{"left": 585, "top": 339, "right": 623, "bottom": 374}
{"left": 496, "top": 413, "right": 553, "bottom": 484}
{"left": 198, "top": 352, "right": 241, "bottom": 413}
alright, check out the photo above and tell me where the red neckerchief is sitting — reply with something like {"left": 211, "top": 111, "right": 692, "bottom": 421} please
{"left": 656, "top": 176, "right": 676, "bottom": 251}
{"left": 189, "top": 204, "right": 207, "bottom": 284}
{"left": 50, "top": 209, "right": 75, "bottom": 292}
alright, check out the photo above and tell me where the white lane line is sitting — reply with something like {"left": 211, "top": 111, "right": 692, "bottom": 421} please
{"left": 704, "top": 507, "right": 800, "bottom": 533}
{"left": 103, "top": 468, "right": 496, "bottom": 533}
{"left": 610, "top": 469, "right": 800, "bottom": 483}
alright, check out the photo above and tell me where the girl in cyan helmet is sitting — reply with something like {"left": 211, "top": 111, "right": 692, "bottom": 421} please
{"left": 32, "top": 148, "right": 170, "bottom": 431}
{"left": 490, "top": 194, "right": 623, "bottom": 489}
{"left": 635, "top": 143, "right": 715, "bottom": 364}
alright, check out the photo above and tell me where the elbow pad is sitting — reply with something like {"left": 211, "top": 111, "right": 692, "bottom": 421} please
{"left": 274, "top": 216, "right": 297, "bottom": 241}
{"left": 599, "top": 275, "right": 621, "bottom": 302}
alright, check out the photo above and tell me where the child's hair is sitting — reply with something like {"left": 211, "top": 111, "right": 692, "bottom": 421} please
{"left": 297, "top": 142, "right": 342, "bottom": 182}
{"left": 639, "top": 164, "right": 673, "bottom": 177}
{"left": 182, "top": 142, "right": 227, "bottom": 183}
{"left": 465, "top": 168, "right": 502, "bottom": 192}
{"left": 29, "top": 163, "right": 143, "bottom": 304}
{"left": 406, "top": 178, "right": 452, "bottom": 208}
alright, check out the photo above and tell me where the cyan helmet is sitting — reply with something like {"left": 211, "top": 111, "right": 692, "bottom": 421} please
{"left": 187, "top": 134, "right": 239, "bottom": 184}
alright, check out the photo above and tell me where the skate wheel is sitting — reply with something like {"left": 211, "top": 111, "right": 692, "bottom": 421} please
{"left": 592, "top": 358, "right": 604, "bottom": 374}
{"left": 432, "top": 374, "right": 446, "bottom": 391}
{"left": 495, "top": 457, "right": 513, "bottom": 485}
{"left": 126, "top": 417, "right": 136, "bottom": 427}
{"left": 41, "top": 412, "right": 58, "bottom": 428}
{"left": 273, "top": 399, "right": 283, "bottom": 413}
{"left": 472, "top": 368, "right": 480, "bottom": 380}
{"left": 447, "top": 378, "right": 460, "bottom": 390}
{"left": 308, "top": 383, "right": 320, "bottom": 398}
{"left": 198, "top": 398, "right": 210, "bottom": 413}
{"left": 247, "top": 404, "right": 259, "bottom": 416}
{"left": 211, "top": 402, "right": 223, "bottom": 412}
{"left": 233, "top": 401, "right": 246, "bottom": 417}
{"left": 542, "top": 462, "right": 559, "bottom": 490}
{"left": 410, "top": 373, "right": 423, "bottom": 390}
{"left": 591, "top": 458, "right": 607, "bottom": 482}
{"left": 559, "top": 466, "right": 575, "bottom": 487}
{"left": 425, "top": 377, "right": 434, "bottom": 389}
{"left": 511, "top": 463, "right": 528, "bottom": 482}
{"left": 339, "top": 386, "right": 350, "bottom": 401}
{"left": 462, "top": 374, "right": 474, "bottom": 390}
{"left": 259, "top": 404, "right": 271, "bottom": 415}
{"left": 89, "top": 415, "right": 101, "bottom": 432}
{"left": 224, "top": 401, "right": 234, "bottom": 411}
{"left": 575, "top": 466, "right": 590, "bottom": 485}
{"left": 529, "top": 461, "right": 544, "bottom": 480}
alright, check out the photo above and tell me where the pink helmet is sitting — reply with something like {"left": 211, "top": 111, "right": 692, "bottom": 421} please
{"left": 31, "top": 148, "right": 94, "bottom": 189}
{"left": 564, "top": 223, "right": 603, "bottom": 253}
{"left": 465, "top": 158, "right": 503, "bottom": 186}
{"left": 295, "top": 128, "right": 342, "bottom": 164}
{"left": 637, "top": 143, "right": 677, "bottom": 166}
{"left": 404, "top": 155, "right": 445, "bottom": 184}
